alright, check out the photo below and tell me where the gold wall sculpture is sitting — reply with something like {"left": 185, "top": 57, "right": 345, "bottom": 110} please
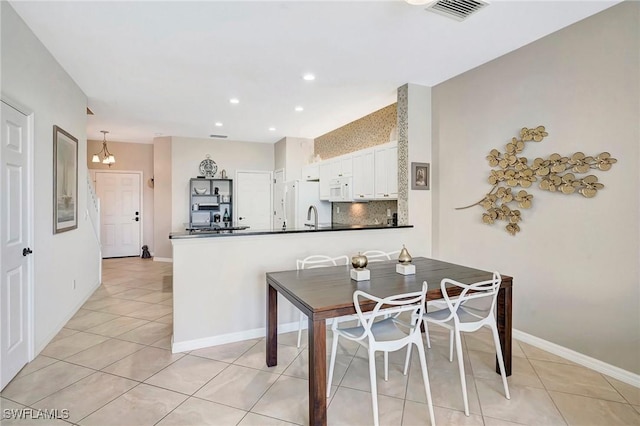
{"left": 457, "top": 126, "right": 616, "bottom": 235}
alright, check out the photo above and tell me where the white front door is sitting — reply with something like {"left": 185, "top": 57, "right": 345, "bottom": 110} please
{"left": 95, "top": 172, "right": 141, "bottom": 258}
{"left": 235, "top": 171, "right": 273, "bottom": 231}
{"left": 0, "top": 101, "right": 32, "bottom": 390}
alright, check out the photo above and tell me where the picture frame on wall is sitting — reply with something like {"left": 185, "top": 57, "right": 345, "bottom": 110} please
{"left": 53, "top": 125, "right": 78, "bottom": 234}
{"left": 411, "top": 162, "right": 430, "bottom": 190}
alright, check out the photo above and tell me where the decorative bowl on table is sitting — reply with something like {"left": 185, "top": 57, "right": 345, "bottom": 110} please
{"left": 193, "top": 187, "right": 207, "bottom": 195}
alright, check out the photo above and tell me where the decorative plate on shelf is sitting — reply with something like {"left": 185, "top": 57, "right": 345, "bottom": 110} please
{"left": 199, "top": 154, "right": 218, "bottom": 178}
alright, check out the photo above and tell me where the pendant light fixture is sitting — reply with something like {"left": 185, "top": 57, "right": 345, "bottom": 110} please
{"left": 92, "top": 130, "right": 116, "bottom": 166}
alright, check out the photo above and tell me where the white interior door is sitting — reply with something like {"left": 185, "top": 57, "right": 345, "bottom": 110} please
{"left": 96, "top": 172, "right": 141, "bottom": 258}
{"left": 273, "top": 169, "right": 285, "bottom": 230}
{"left": 235, "top": 170, "right": 273, "bottom": 231}
{"left": 0, "top": 101, "right": 32, "bottom": 390}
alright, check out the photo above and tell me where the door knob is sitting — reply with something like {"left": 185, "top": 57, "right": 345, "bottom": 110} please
{"left": 239, "top": 217, "right": 244, "bottom": 220}
{"left": 22, "top": 247, "right": 33, "bottom": 256}
{"left": 133, "top": 217, "right": 139, "bottom": 221}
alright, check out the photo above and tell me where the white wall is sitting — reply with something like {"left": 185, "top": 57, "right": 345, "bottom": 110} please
{"left": 406, "top": 84, "right": 433, "bottom": 256}
{"left": 153, "top": 137, "right": 172, "bottom": 259}
{"left": 170, "top": 136, "right": 274, "bottom": 232}
{"left": 431, "top": 2, "right": 639, "bottom": 373}
{"left": 1, "top": 3, "right": 101, "bottom": 352}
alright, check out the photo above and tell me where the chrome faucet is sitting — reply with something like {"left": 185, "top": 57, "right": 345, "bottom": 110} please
{"left": 306, "top": 205, "right": 318, "bottom": 230}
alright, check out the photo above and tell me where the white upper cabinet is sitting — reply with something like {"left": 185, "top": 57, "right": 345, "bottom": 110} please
{"left": 313, "top": 143, "right": 397, "bottom": 202}
{"left": 319, "top": 161, "right": 332, "bottom": 200}
{"left": 374, "top": 142, "right": 398, "bottom": 199}
{"left": 329, "top": 156, "right": 352, "bottom": 178}
{"left": 302, "top": 164, "right": 319, "bottom": 181}
{"left": 352, "top": 149, "right": 375, "bottom": 200}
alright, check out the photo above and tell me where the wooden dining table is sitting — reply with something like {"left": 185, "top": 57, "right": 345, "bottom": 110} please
{"left": 265, "top": 257, "right": 513, "bottom": 426}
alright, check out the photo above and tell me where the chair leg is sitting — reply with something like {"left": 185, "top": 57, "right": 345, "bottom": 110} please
{"left": 424, "top": 320, "right": 432, "bottom": 349}
{"left": 449, "top": 329, "right": 454, "bottom": 362}
{"left": 297, "top": 312, "right": 305, "bottom": 348}
{"left": 491, "top": 323, "right": 511, "bottom": 400}
{"left": 368, "top": 349, "right": 380, "bottom": 426}
{"left": 454, "top": 329, "right": 469, "bottom": 416}
{"left": 327, "top": 332, "right": 340, "bottom": 398}
{"left": 384, "top": 351, "right": 389, "bottom": 381}
{"left": 414, "top": 340, "right": 436, "bottom": 425}
{"left": 403, "top": 343, "right": 413, "bottom": 376}
{"left": 403, "top": 314, "right": 419, "bottom": 375}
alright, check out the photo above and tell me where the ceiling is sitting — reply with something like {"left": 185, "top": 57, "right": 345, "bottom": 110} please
{"left": 10, "top": 0, "right": 620, "bottom": 144}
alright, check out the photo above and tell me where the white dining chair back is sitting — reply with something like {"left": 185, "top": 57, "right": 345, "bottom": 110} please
{"left": 294, "top": 254, "right": 349, "bottom": 347}
{"left": 327, "top": 283, "right": 435, "bottom": 426}
{"left": 406, "top": 272, "right": 510, "bottom": 416}
{"left": 296, "top": 254, "right": 349, "bottom": 270}
{"left": 362, "top": 250, "right": 400, "bottom": 263}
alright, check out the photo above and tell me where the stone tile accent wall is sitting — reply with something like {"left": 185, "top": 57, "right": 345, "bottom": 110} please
{"left": 397, "top": 85, "right": 409, "bottom": 226}
{"left": 314, "top": 103, "right": 397, "bottom": 160}
{"left": 332, "top": 200, "right": 398, "bottom": 226}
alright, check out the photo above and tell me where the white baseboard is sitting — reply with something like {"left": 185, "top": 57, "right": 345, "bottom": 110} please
{"left": 513, "top": 329, "right": 640, "bottom": 389}
{"left": 34, "top": 279, "right": 101, "bottom": 356}
{"left": 172, "top": 321, "right": 301, "bottom": 353}
{"left": 153, "top": 257, "right": 173, "bottom": 263}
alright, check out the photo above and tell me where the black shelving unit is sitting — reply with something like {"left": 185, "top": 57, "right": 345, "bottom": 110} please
{"left": 189, "top": 178, "right": 233, "bottom": 228}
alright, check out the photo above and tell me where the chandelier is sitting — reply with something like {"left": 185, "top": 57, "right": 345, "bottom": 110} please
{"left": 92, "top": 130, "right": 116, "bottom": 166}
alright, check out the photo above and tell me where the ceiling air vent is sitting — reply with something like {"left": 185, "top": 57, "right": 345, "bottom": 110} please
{"left": 425, "top": 0, "right": 489, "bottom": 21}
{"left": 209, "top": 134, "right": 228, "bottom": 139}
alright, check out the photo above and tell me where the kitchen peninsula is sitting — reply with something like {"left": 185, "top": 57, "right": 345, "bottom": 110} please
{"left": 169, "top": 224, "right": 416, "bottom": 353}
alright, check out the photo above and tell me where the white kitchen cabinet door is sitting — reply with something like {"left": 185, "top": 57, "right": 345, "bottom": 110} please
{"left": 352, "top": 150, "right": 375, "bottom": 200}
{"left": 319, "top": 162, "right": 332, "bottom": 200}
{"left": 387, "top": 145, "right": 398, "bottom": 198}
{"left": 340, "top": 156, "right": 353, "bottom": 177}
{"left": 374, "top": 144, "right": 398, "bottom": 199}
{"left": 326, "top": 155, "right": 353, "bottom": 179}
{"left": 302, "top": 164, "right": 319, "bottom": 181}
{"left": 329, "top": 160, "right": 342, "bottom": 179}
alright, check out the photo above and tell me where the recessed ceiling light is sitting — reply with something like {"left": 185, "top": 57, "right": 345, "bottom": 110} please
{"left": 229, "top": 98, "right": 239, "bottom": 104}
{"left": 295, "top": 106, "right": 304, "bottom": 112}
{"left": 303, "top": 73, "right": 315, "bottom": 81}
{"left": 215, "top": 122, "right": 223, "bottom": 127}
{"left": 269, "top": 127, "right": 276, "bottom": 131}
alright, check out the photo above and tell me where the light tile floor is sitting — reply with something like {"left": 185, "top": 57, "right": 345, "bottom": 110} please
{"left": 2, "top": 257, "right": 639, "bottom": 425}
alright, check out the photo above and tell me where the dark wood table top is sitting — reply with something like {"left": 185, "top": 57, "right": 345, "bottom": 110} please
{"left": 266, "top": 257, "right": 512, "bottom": 321}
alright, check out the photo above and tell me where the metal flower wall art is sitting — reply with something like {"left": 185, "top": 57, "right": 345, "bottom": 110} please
{"left": 456, "top": 126, "right": 616, "bottom": 236}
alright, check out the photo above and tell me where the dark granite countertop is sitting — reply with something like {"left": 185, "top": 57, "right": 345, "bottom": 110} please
{"left": 169, "top": 223, "right": 413, "bottom": 239}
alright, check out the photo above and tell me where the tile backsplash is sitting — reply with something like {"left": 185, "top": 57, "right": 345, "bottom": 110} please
{"left": 332, "top": 200, "right": 398, "bottom": 226}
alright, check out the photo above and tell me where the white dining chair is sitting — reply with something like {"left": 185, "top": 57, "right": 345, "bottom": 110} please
{"left": 404, "top": 272, "right": 510, "bottom": 416}
{"left": 295, "top": 254, "right": 349, "bottom": 348}
{"left": 327, "top": 282, "right": 435, "bottom": 426}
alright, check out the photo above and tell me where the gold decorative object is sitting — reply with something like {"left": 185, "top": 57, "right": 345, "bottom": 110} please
{"left": 398, "top": 245, "right": 412, "bottom": 264}
{"left": 457, "top": 126, "right": 616, "bottom": 235}
{"left": 351, "top": 253, "right": 368, "bottom": 270}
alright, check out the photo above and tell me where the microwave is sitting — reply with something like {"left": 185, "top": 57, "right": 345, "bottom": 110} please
{"left": 329, "top": 177, "right": 352, "bottom": 202}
